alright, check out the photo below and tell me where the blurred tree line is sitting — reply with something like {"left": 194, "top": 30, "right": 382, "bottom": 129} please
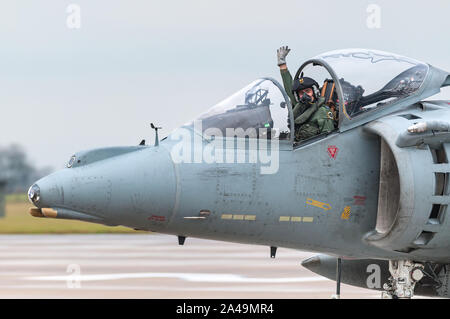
{"left": 0, "top": 144, "right": 53, "bottom": 194}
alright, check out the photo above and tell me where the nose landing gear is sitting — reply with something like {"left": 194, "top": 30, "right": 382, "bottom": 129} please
{"left": 382, "top": 260, "right": 424, "bottom": 299}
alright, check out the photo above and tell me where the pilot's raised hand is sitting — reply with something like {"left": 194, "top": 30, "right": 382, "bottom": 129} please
{"left": 277, "top": 46, "right": 291, "bottom": 67}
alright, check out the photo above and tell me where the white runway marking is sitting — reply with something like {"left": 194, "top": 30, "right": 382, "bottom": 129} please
{"left": 0, "top": 234, "right": 379, "bottom": 298}
{"left": 25, "top": 272, "right": 328, "bottom": 283}
{"left": 0, "top": 284, "right": 361, "bottom": 294}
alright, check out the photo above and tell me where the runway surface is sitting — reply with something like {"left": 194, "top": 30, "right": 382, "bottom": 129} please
{"left": 0, "top": 234, "right": 380, "bottom": 299}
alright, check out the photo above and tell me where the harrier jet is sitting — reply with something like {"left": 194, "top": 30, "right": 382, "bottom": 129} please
{"left": 28, "top": 49, "right": 450, "bottom": 298}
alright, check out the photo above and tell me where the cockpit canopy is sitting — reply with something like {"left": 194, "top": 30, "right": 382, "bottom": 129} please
{"left": 294, "top": 48, "right": 450, "bottom": 131}
{"left": 188, "top": 78, "right": 292, "bottom": 140}
{"left": 314, "top": 49, "right": 429, "bottom": 119}
{"left": 180, "top": 49, "right": 448, "bottom": 143}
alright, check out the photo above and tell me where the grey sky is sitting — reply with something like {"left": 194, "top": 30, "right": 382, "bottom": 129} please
{"left": 1, "top": 0, "right": 449, "bottom": 169}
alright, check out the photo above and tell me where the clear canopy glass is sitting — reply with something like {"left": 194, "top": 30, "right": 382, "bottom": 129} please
{"left": 189, "top": 78, "right": 291, "bottom": 140}
{"left": 315, "top": 49, "right": 429, "bottom": 118}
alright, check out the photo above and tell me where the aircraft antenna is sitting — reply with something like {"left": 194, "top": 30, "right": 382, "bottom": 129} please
{"left": 150, "top": 123, "right": 162, "bottom": 146}
{"left": 333, "top": 258, "right": 342, "bottom": 299}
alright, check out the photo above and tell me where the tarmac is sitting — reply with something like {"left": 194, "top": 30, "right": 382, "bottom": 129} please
{"left": 0, "top": 234, "right": 379, "bottom": 299}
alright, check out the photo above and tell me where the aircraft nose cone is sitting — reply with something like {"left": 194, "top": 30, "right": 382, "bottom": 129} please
{"left": 29, "top": 174, "right": 65, "bottom": 209}
{"left": 27, "top": 184, "right": 41, "bottom": 205}
{"left": 301, "top": 255, "right": 322, "bottom": 271}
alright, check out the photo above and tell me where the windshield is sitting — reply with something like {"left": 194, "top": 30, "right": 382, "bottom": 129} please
{"left": 316, "top": 49, "right": 429, "bottom": 118}
{"left": 188, "top": 78, "right": 291, "bottom": 140}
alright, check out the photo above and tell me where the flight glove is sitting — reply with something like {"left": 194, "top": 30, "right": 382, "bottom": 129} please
{"left": 277, "top": 46, "right": 290, "bottom": 66}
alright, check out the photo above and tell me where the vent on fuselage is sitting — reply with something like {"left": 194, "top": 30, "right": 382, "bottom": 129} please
{"left": 430, "top": 145, "right": 448, "bottom": 164}
{"left": 428, "top": 204, "right": 447, "bottom": 225}
{"left": 398, "top": 114, "right": 422, "bottom": 120}
{"left": 413, "top": 231, "right": 436, "bottom": 246}
{"left": 434, "top": 173, "right": 449, "bottom": 196}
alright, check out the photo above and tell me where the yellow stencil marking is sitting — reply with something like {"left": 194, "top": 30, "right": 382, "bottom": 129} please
{"left": 306, "top": 198, "right": 331, "bottom": 211}
{"left": 341, "top": 206, "right": 351, "bottom": 220}
{"left": 279, "top": 216, "right": 314, "bottom": 223}
{"left": 222, "top": 214, "right": 256, "bottom": 221}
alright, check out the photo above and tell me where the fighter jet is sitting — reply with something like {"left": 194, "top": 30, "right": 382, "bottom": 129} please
{"left": 28, "top": 49, "right": 450, "bottom": 298}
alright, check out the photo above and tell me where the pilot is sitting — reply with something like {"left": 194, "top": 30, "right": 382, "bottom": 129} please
{"left": 277, "top": 46, "right": 335, "bottom": 141}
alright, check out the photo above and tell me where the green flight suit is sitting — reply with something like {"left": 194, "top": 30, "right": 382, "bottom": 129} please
{"left": 280, "top": 68, "right": 335, "bottom": 141}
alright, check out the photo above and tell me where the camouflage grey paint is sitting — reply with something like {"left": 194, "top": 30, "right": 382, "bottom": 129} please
{"left": 31, "top": 101, "right": 450, "bottom": 263}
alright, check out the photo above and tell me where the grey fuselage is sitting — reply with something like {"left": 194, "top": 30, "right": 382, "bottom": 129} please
{"left": 31, "top": 100, "right": 450, "bottom": 264}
